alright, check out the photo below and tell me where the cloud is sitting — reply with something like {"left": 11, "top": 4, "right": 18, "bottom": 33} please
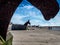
{"left": 23, "top": 5, "right": 34, "bottom": 9}
{"left": 30, "top": 19, "right": 41, "bottom": 26}
{"left": 26, "top": 11, "right": 44, "bottom": 20}
{"left": 11, "top": 14, "right": 29, "bottom": 24}
{"left": 20, "top": 5, "right": 34, "bottom": 9}
{"left": 30, "top": 19, "right": 47, "bottom": 26}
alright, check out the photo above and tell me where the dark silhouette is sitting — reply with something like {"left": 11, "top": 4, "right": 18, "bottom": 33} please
{"left": 12, "top": 20, "right": 30, "bottom": 30}
{"left": 48, "top": 27, "right": 52, "bottom": 30}
{"left": 0, "top": 0, "right": 59, "bottom": 40}
{"left": 28, "top": 0, "right": 59, "bottom": 20}
{"left": 24, "top": 20, "right": 30, "bottom": 26}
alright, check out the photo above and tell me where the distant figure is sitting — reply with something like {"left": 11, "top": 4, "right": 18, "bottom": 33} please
{"left": 12, "top": 20, "right": 30, "bottom": 30}
{"left": 48, "top": 27, "right": 52, "bottom": 30}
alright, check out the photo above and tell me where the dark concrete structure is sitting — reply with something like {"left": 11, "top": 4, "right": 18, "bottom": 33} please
{"left": 0, "top": 0, "right": 59, "bottom": 40}
{"left": 12, "top": 24, "right": 26, "bottom": 30}
{"left": 12, "top": 20, "right": 30, "bottom": 30}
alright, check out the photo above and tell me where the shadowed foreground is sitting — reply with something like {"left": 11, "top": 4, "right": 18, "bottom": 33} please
{"left": 10, "top": 28, "right": 60, "bottom": 45}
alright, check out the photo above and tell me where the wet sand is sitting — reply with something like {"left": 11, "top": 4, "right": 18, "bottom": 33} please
{"left": 10, "top": 28, "right": 60, "bottom": 45}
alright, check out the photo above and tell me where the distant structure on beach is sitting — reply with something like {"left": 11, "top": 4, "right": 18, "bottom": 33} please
{"left": 11, "top": 20, "right": 30, "bottom": 30}
{"left": 39, "top": 26, "right": 60, "bottom": 30}
{"left": 48, "top": 26, "right": 60, "bottom": 30}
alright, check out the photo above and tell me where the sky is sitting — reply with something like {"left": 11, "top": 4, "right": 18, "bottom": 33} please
{"left": 11, "top": 0, "right": 60, "bottom": 26}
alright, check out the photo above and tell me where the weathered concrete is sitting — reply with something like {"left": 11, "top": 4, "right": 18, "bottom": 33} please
{"left": 12, "top": 24, "right": 26, "bottom": 30}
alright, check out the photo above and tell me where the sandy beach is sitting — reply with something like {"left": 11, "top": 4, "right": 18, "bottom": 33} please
{"left": 9, "top": 28, "right": 60, "bottom": 45}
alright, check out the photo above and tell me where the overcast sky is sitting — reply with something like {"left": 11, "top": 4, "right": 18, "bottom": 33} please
{"left": 11, "top": 0, "right": 60, "bottom": 26}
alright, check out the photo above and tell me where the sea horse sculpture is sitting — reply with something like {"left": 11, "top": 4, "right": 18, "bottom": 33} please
{"left": 12, "top": 20, "right": 30, "bottom": 30}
